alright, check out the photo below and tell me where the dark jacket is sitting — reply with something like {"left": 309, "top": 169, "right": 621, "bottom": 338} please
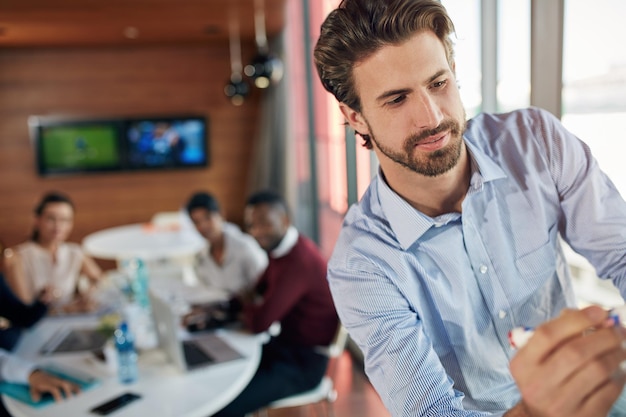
{"left": 0, "top": 273, "right": 47, "bottom": 350}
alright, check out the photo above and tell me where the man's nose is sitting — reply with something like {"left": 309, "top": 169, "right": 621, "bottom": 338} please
{"left": 414, "top": 92, "right": 444, "bottom": 130}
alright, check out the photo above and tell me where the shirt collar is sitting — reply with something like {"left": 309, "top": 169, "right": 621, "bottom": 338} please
{"left": 378, "top": 138, "right": 507, "bottom": 250}
{"left": 464, "top": 138, "right": 507, "bottom": 186}
{"left": 270, "top": 225, "right": 299, "bottom": 258}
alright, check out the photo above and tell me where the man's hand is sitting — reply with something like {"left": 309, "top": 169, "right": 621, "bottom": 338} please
{"left": 182, "top": 301, "right": 240, "bottom": 331}
{"left": 509, "top": 306, "right": 626, "bottom": 417}
{"left": 182, "top": 305, "right": 212, "bottom": 330}
{"left": 28, "top": 370, "right": 81, "bottom": 402}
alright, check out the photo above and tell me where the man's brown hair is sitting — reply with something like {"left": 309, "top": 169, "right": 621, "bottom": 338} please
{"left": 313, "top": 0, "right": 456, "bottom": 148}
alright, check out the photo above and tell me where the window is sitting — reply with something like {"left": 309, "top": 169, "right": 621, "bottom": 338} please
{"left": 442, "top": 0, "right": 482, "bottom": 116}
{"left": 562, "top": 0, "right": 626, "bottom": 195}
{"left": 497, "top": 0, "right": 530, "bottom": 112}
{"left": 444, "top": 0, "right": 531, "bottom": 115}
{"left": 561, "top": 0, "right": 626, "bottom": 306}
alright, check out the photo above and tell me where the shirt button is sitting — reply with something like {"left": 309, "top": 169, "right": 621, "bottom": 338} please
{"left": 479, "top": 265, "right": 488, "bottom": 274}
{"left": 498, "top": 310, "right": 507, "bottom": 319}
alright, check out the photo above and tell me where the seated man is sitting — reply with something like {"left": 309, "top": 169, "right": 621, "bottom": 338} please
{"left": 0, "top": 348, "right": 81, "bottom": 417}
{"left": 185, "top": 192, "right": 267, "bottom": 298}
{"left": 187, "top": 190, "right": 339, "bottom": 417}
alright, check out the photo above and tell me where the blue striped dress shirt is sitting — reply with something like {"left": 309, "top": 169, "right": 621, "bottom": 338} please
{"left": 328, "top": 107, "right": 626, "bottom": 416}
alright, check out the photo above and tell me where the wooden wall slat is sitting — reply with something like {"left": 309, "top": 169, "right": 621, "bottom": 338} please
{"left": 0, "top": 44, "right": 262, "bottom": 250}
{"left": 0, "top": 1, "right": 286, "bottom": 48}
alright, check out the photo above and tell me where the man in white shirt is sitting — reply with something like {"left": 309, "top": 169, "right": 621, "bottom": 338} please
{"left": 185, "top": 192, "right": 267, "bottom": 298}
{"left": 0, "top": 349, "right": 79, "bottom": 416}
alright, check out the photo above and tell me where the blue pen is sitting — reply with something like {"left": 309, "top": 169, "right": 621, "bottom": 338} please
{"left": 508, "top": 305, "right": 626, "bottom": 349}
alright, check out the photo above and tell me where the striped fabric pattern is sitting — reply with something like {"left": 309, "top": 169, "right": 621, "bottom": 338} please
{"left": 328, "top": 107, "right": 626, "bottom": 416}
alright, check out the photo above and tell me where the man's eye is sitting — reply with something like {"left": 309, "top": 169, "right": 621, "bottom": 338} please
{"left": 387, "top": 95, "right": 406, "bottom": 105}
{"left": 432, "top": 80, "right": 447, "bottom": 89}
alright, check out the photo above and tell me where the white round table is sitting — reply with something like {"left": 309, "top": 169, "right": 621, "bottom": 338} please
{"left": 83, "top": 223, "right": 206, "bottom": 262}
{"left": 83, "top": 223, "right": 207, "bottom": 287}
{"left": 3, "top": 316, "right": 264, "bottom": 417}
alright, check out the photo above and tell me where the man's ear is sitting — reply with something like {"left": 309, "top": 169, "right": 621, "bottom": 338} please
{"left": 281, "top": 213, "right": 290, "bottom": 230}
{"left": 339, "top": 103, "right": 369, "bottom": 136}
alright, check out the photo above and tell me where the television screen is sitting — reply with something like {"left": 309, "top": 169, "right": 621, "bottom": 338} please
{"left": 36, "top": 122, "right": 122, "bottom": 175}
{"left": 124, "top": 117, "right": 208, "bottom": 169}
{"left": 31, "top": 115, "right": 209, "bottom": 177}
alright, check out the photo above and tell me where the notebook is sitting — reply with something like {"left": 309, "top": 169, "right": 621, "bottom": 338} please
{"left": 0, "top": 363, "right": 100, "bottom": 408}
{"left": 39, "top": 327, "right": 110, "bottom": 355}
{"left": 149, "top": 292, "right": 243, "bottom": 372}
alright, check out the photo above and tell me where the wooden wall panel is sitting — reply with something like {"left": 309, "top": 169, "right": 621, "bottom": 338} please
{"left": 0, "top": 44, "right": 262, "bottom": 250}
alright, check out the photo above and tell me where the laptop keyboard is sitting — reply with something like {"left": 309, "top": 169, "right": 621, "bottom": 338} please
{"left": 182, "top": 341, "right": 214, "bottom": 367}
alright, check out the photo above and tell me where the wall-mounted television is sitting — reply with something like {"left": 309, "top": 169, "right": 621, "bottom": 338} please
{"left": 124, "top": 118, "right": 207, "bottom": 169}
{"left": 30, "top": 115, "right": 209, "bottom": 177}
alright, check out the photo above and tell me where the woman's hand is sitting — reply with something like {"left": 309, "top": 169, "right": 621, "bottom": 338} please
{"left": 37, "top": 285, "right": 60, "bottom": 305}
{"left": 62, "top": 294, "right": 99, "bottom": 314}
{"left": 46, "top": 292, "right": 98, "bottom": 315}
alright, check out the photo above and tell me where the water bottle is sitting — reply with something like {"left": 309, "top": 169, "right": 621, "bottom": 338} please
{"left": 129, "top": 258, "right": 158, "bottom": 349}
{"left": 114, "top": 321, "right": 138, "bottom": 384}
{"left": 129, "top": 258, "right": 150, "bottom": 309}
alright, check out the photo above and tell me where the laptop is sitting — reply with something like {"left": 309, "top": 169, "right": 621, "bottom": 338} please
{"left": 149, "top": 291, "right": 243, "bottom": 372}
{"left": 40, "top": 327, "right": 110, "bottom": 355}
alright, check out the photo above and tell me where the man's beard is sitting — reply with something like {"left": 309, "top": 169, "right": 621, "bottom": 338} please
{"left": 369, "top": 117, "right": 466, "bottom": 177}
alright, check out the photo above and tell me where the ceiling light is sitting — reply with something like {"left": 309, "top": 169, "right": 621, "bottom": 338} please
{"left": 224, "top": 75, "right": 250, "bottom": 106}
{"left": 244, "top": 54, "right": 284, "bottom": 89}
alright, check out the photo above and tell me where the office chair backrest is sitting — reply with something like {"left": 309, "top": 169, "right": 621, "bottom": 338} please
{"left": 315, "top": 324, "right": 349, "bottom": 360}
{"left": 329, "top": 324, "right": 349, "bottom": 358}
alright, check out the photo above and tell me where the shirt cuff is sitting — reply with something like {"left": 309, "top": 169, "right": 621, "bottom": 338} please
{"left": 1, "top": 355, "right": 36, "bottom": 384}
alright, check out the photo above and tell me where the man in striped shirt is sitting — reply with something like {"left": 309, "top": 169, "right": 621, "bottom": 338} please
{"left": 314, "top": 1, "right": 626, "bottom": 416}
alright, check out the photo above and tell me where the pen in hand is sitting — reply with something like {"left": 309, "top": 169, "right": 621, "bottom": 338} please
{"left": 508, "top": 305, "right": 626, "bottom": 349}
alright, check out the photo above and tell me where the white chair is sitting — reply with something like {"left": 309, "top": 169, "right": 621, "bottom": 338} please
{"left": 148, "top": 210, "right": 201, "bottom": 286}
{"left": 150, "top": 210, "right": 183, "bottom": 230}
{"left": 253, "top": 324, "right": 349, "bottom": 417}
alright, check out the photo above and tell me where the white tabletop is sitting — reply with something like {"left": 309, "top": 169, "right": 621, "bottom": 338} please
{"left": 82, "top": 224, "right": 206, "bottom": 261}
{"left": 3, "top": 315, "right": 263, "bottom": 417}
